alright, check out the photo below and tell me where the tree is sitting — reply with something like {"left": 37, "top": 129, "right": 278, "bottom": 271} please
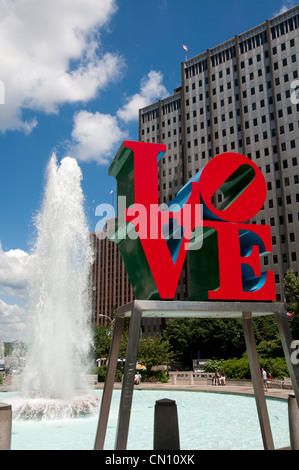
{"left": 137, "top": 334, "right": 176, "bottom": 371}
{"left": 284, "top": 269, "right": 299, "bottom": 339}
{"left": 164, "top": 318, "right": 246, "bottom": 368}
{"left": 252, "top": 315, "right": 283, "bottom": 358}
{"left": 93, "top": 325, "right": 111, "bottom": 358}
{"left": 284, "top": 269, "right": 299, "bottom": 313}
{"left": 93, "top": 325, "right": 128, "bottom": 360}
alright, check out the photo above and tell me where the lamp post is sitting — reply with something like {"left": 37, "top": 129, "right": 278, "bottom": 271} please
{"left": 98, "top": 314, "right": 115, "bottom": 330}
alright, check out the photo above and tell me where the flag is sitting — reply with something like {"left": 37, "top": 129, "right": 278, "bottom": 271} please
{"left": 109, "top": 190, "right": 114, "bottom": 195}
{"left": 183, "top": 45, "right": 188, "bottom": 52}
{"left": 287, "top": 311, "right": 295, "bottom": 322}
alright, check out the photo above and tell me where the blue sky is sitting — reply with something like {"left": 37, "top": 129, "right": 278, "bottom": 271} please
{"left": 0, "top": 0, "right": 295, "bottom": 341}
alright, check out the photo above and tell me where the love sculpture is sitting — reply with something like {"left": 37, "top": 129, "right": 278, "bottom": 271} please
{"left": 95, "top": 141, "right": 299, "bottom": 452}
{"left": 108, "top": 140, "right": 276, "bottom": 302}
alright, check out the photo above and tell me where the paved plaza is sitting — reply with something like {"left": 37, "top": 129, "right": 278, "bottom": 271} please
{"left": 0, "top": 377, "right": 293, "bottom": 401}
{"left": 93, "top": 380, "right": 293, "bottom": 401}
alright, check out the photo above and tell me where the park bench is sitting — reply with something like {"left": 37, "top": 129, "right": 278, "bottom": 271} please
{"left": 268, "top": 379, "right": 282, "bottom": 389}
{"left": 268, "top": 377, "right": 293, "bottom": 389}
{"left": 282, "top": 377, "right": 292, "bottom": 389}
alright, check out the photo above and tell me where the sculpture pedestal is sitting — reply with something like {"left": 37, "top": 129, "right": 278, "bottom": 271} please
{"left": 94, "top": 300, "right": 298, "bottom": 451}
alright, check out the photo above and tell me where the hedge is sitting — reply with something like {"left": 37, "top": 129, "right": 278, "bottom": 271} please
{"left": 139, "top": 370, "right": 168, "bottom": 383}
{"left": 92, "top": 365, "right": 123, "bottom": 382}
{"left": 204, "top": 355, "right": 289, "bottom": 380}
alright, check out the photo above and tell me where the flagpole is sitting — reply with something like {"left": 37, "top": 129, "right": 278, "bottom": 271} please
{"left": 183, "top": 45, "right": 188, "bottom": 61}
{"left": 109, "top": 190, "right": 114, "bottom": 215}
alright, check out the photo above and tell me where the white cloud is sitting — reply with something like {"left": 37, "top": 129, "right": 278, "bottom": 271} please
{"left": 70, "top": 110, "right": 128, "bottom": 164}
{"left": 0, "top": 243, "right": 30, "bottom": 298}
{"left": 117, "top": 71, "right": 168, "bottom": 122}
{"left": 68, "top": 70, "right": 168, "bottom": 164}
{"left": 0, "top": 244, "right": 30, "bottom": 341}
{"left": 0, "top": 0, "right": 123, "bottom": 132}
{"left": 273, "top": 0, "right": 295, "bottom": 16}
{"left": 0, "top": 299, "right": 27, "bottom": 342}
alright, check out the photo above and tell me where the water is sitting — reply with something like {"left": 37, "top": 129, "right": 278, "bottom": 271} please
{"left": 19, "top": 154, "right": 94, "bottom": 416}
{"left": 0, "top": 390, "right": 290, "bottom": 450}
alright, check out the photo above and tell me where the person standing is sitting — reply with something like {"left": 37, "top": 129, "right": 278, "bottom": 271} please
{"left": 261, "top": 368, "right": 268, "bottom": 391}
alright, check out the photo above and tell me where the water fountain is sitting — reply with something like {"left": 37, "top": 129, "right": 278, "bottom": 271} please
{"left": 12, "top": 153, "right": 98, "bottom": 419}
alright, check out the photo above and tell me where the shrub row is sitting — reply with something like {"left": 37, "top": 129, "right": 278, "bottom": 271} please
{"left": 91, "top": 366, "right": 169, "bottom": 383}
{"left": 139, "top": 370, "right": 168, "bottom": 383}
{"left": 204, "top": 355, "right": 289, "bottom": 380}
{"left": 92, "top": 365, "right": 123, "bottom": 382}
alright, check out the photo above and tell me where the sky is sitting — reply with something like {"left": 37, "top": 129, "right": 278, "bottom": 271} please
{"left": 0, "top": 0, "right": 296, "bottom": 342}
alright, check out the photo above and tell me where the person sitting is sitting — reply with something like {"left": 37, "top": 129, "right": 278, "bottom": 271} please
{"left": 267, "top": 372, "right": 273, "bottom": 388}
{"left": 212, "top": 370, "right": 220, "bottom": 385}
{"left": 219, "top": 370, "right": 226, "bottom": 385}
{"left": 134, "top": 372, "right": 142, "bottom": 385}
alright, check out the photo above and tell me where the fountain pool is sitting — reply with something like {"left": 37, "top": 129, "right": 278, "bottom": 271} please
{"left": 1, "top": 389, "right": 289, "bottom": 450}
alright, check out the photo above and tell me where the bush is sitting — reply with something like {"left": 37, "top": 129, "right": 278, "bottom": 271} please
{"left": 204, "top": 355, "right": 289, "bottom": 380}
{"left": 258, "top": 357, "right": 288, "bottom": 379}
{"left": 203, "top": 359, "right": 226, "bottom": 373}
{"left": 140, "top": 370, "right": 168, "bottom": 383}
{"left": 221, "top": 356, "right": 251, "bottom": 379}
{"left": 92, "top": 365, "right": 122, "bottom": 382}
{"left": 0, "top": 374, "right": 2, "bottom": 385}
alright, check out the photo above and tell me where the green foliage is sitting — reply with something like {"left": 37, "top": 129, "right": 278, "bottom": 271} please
{"left": 284, "top": 269, "right": 299, "bottom": 313}
{"left": 163, "top": 310, "right": 296, "bottom": 370}
{"left": 140, "top": 370, "right": 168, "bottom": 383}
{"left": 204, "top": 354, "right": 289, "bottom": 380}
{"left": 93, "top": 325, "right": 111, "bottom": 358}
{"left": 93, "top": 324, "right": 128, "bottom": 359}
{"left": 203, "top": 359, "right": 226, "bottom": 373}
{"left": 220, "top": 355, "right": 251, "bottom": 379}
{"left": 256, "top": 338, "right": 283, "bottom": 357}
{"left": 164, "top": 318, "right": 246, "bottom": 367}
{"left": 137, "top": 334, "right": 175, "bottom": 371}
{"left": 284, "top": 269, "right": 299, "bottom": 339}
{"left": 258, "top": 357, "right": 288, "bottom": 379}
{"left": 252, "top": 316, "right": 279, "bottom": 344}
{"left": 93, "top": 365, "right": 122, "bottom": 382}
{"left": 0, "top": 374, "right": 3, "bottom": 385}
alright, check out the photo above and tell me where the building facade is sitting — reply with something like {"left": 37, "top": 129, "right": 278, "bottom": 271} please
{"left": 139, "top": 5, "right": 299, "bottom": 301}
{"left": 90, "top": 220, "right": 162, "bottom": 334}
{"left": 90, "top": 219, "right": 134, "bottom": 327}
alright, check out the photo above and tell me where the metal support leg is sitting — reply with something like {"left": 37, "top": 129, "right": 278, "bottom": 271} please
{"left": 94, "top": 314, "right": 125, "bottom": 450}
{"left": 115, "top": 303, "right": 143, "bottom": 450}
{"left": 242, "top": 312, "right": 274, "bottom": 450}
{"left": 275, "top": 310, "right": 299, "bottom": 407}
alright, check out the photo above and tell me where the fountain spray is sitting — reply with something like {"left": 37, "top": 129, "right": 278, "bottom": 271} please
{"left": 16, "top": 154, "right": 98, "bottom": 418}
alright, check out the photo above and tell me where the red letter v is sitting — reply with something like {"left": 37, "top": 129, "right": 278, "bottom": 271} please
{"left": 124, "top": 141, "right": 201, "bottom": 299}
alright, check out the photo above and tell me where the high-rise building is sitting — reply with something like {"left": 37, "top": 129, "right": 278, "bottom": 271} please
{"left": 90, "top": 220, "right": 163, "bottom": 334}
{"left": 90, "top": 219, "right": 134, "bottom": 327}
{"left": 139, "top": 5, "right": 299, "bottom": 301}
